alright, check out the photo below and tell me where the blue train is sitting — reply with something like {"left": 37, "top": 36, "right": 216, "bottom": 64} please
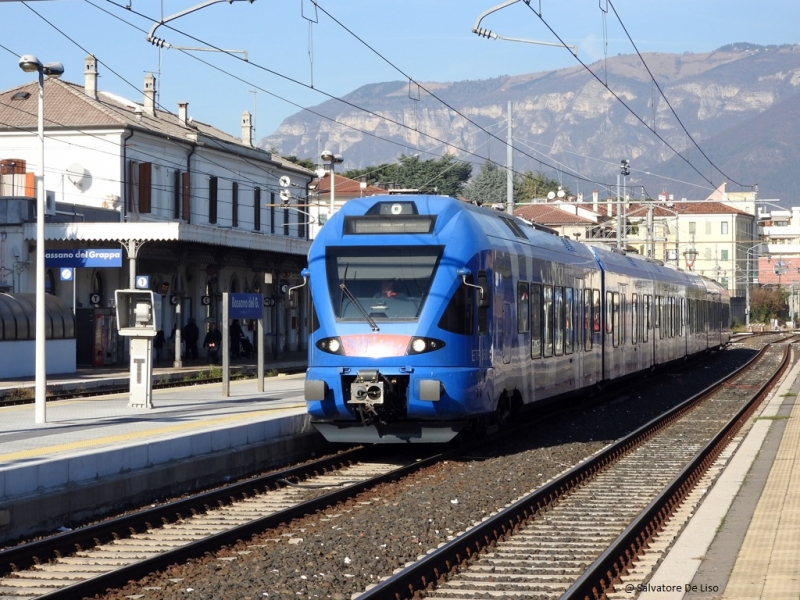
{"left": 302, "top": 195, "right": 731, "bottom": 443}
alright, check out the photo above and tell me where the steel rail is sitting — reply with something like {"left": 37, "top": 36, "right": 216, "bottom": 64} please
{"left": 357, "top": 344, "right": 775, "bottom": 600}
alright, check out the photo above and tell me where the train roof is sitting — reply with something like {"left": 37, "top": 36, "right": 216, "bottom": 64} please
{"left": 315, "top": 194, "right": 597, "bottom": 264}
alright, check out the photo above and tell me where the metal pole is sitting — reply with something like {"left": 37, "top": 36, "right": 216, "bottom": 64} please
{"left": 616, "top": 172, "right": 621, "bottom": 249}
{"left": 257, "top": 300, "right": 264, "bottom": 392}
{"left": 34, "top": 69, "right": 46, "bottom": 424}
{"left": 222, "top": 292, "right": 229, "bottom": 397}
{"left": 330, "top": 162, "right": 335, "bottom": 216}
{"left": 506, "top": 101, "right": 513, "bottom": 215}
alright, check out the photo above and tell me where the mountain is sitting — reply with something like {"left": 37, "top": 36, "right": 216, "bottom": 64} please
{"left": 262, "top": 44, "right": 800, "bottom": 202}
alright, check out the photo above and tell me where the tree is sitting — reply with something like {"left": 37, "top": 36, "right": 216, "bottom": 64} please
{"left": 515, "top": 171, "right": 569, "bottom": 202}
{"left": 342, "top": 154, "right": 471, "bottom": 198}
{"left": 463, "top": 161, "right": 508, "bottom": 206}
{"left": 280, "top": 155, "right": 315, "bottom": 171}
{"left": 748, "top": 286, "right": 788, "bottom": 324}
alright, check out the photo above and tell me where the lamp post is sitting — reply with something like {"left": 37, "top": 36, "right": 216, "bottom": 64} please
{"left": 320, "top": 149, "right": 343, "bottom": 216}
{"left": 18, "top": 54, "right": 64, "bottom": 424}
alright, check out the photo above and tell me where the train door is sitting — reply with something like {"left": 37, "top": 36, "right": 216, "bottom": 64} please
{"left": 502, "top": 303, "right": 512, "bottom": 364}
{"left": 575, "top": 279, "right": 584, "bottom": 386}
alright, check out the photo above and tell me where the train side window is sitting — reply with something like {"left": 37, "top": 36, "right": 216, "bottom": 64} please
{"left": 644, "top": 295, "right": 650, "bottom": 342}
{"left": 606, "top": 291, "right": 614, "bottom": 336}
{"left": 438, "top": 277, "right": 473, "bottom": 335}
{"left": 583, "top": 289, "right": 592, "bottom": 351}
{"left": 543, "top": 285, "right": 553, "bottom": 357}
{"left": 593, "top": 289, "right": 601, "bottom": 337}
{"left": 477, "top": 271, "right": 489, "bottom": 334}
{"left": 632, "top": 293, "right": 638, "bottom": 344}
{"left": 517, "top": 282, "right": 530, "bottom": 333}
{"left": 612, "top": 292, "right": 620, "bottom": 348}
{"left": 565, "top": 287, "right": 574, "bottom": 355}
{"left": 531, "top": 283, "right": 542, "bottom": 358}
{"left": 554, "top": 287, "right": 564, "bottom": 355}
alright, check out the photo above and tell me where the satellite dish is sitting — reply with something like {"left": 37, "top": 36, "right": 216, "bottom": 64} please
{"left": 547, "top": 191, "right": 556, "bottom": 200}
{"left": 279, "top": 189, "right": 291, "bottom": 202}
{"left": 390, "top": 203, "right": 403, "bottom": 215}
{"left": 67, "top": 163, "right": 92, "bottom": 192}
{"left": 557, "top": 189, "right": 565, "bottom": 198}
{"left": 279, "top": 175, "right": 291, "bottom": 188}
{"left": 315, "top": 168, "right": 327, "bottom": 178}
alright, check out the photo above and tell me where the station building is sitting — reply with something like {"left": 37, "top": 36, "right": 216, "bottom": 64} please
{"left": 0, "top": 55, "right": 314, "bottom": 376}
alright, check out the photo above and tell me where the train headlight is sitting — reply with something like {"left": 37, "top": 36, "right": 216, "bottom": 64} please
{"left": 407, "top": 337, "right": 445, "bottom": 355}
{"left": 316, "top": 337, "right": 344, "bottom": 355}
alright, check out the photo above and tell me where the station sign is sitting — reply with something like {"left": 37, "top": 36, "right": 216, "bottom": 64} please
{"left": 230, "top": 293, "right": 264, "bottom": 319}
{"left": 45, "top": 248, "right": 122, "bottom": 268}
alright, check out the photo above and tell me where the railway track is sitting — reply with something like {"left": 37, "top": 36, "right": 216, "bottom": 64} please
{"left": 0, "top": 447, "right": 445, "bottom": 599}
{"left": 359, "top": 340, "right": 793, "bottom": 600}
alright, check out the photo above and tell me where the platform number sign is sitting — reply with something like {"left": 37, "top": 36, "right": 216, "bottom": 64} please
{"left": 135, "top": 275, "right": 150, "bottom": 289}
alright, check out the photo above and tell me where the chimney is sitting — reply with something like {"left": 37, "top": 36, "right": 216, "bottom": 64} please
{"left": 592, "top": 190, "right": 599, "bottom": 213}
{"left": 241, "top": 110, "right": 253, "bottom": 147}
{"left": 84, "top": 54, "right": 98, "bottom": 100}
{"left": 143, "top": 73, "right": 156, "bottom": 116}
{"left": 178, "top": 102, "right": 188, "bottom": 126}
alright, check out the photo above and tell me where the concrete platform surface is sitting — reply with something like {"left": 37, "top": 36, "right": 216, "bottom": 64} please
{"left": 0, "top": 370, "right": 326, "bottom": 543}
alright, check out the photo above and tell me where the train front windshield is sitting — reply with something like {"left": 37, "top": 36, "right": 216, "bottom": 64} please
{"left": 326, "top": 246, "right": 444, "bottom": 321}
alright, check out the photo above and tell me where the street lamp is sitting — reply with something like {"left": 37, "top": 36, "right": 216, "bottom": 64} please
{"left": 19, "top": 54, "right": 64, "bottom": 424}
{"left": 320, "top": 149, "right": 343, "bottom": 216}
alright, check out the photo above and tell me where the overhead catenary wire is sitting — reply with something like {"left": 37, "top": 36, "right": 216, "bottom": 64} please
{"left": 605, "top": 0, "right": 753, "bottom": 189}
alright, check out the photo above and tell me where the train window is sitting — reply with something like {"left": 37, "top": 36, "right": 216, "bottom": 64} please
{"left": 612, "top": 292, "right": 620, "bottom": 348}
{"left": 438, "top": 277, "right": 473, "bottom": 335}
{"left": 326, "top": 245, "right": 442, "bottom": 321}
{"left": 606, "top": 292, "right": 614, "bottom": 336}
{"left": 531, "top": 284, "right": 542, "bottom": 358}
{"left": 543, "top": 285, "right": 553, "bottom": 357}
{"left": 592, "top": 290, "right": 601, "bottom": 337}
{"left": 554, "top": 287, "right": 564, "bottom": 356}
{"left": 632, "top": 293, "right": 638, "bottom": 344}
{"left": 517, "top": 282, "right": 530, "bottom": 333}
{"left": 583, "top": 289, "right": 592, "bottom": 351}
{"left": 655, "top": 296, "right": 662, "bottom": 339}
{"left": 644, "top": 295, "right": 650, "bottom": 342}
{"left": 310, "top": 292, "right": 320, "bottom": 333}
{"left": 565, "top": 287, "right": 574, "bottom": 354}
{"left": 478, "top": 271, "right": 489, "bottom": 334}
{"left": 680, "top": 298, "right": 686, "bottom": 336}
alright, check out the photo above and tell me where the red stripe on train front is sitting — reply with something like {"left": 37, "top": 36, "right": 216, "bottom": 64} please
{"left": 340, "top": 334, "right": 412, "bottom": 358}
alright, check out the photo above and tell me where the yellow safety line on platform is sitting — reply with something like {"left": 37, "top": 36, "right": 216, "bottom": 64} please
{"left": 723, "top": 399, "right": 800, "bottom": 599}
{"left": 0, "top": 404, "right": 304, "bottom": 463}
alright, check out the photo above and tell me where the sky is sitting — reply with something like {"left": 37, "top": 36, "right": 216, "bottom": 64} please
{"left": 1, "top": 0, "right": 799, "bottom": 149}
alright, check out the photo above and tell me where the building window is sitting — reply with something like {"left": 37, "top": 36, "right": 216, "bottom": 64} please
{"left": 231, "top": 182, "right": 239, "bottom": 227}
{"left": 705, "top": 221, "right": 711, "bottom": 235}
{"left": 721, "top": 222, "right": 728, "bottom": 235}
{"left": 254, "top": 187, "right": 261, "bottom": 230}
{"left": 209, "top": 176, "right": 218, "bottom": 224}
{"left": 721, "top": 249, "right": 729, "bottom": 261}
{"left": 270, "top": 193, "right": 275, "bottom": 234}
{"left": 688, "top": 221, "right": 696, "bottom": 234}
{"left": 283, "top": 207, "right": 289, "bottom": 236}
{"left": 172, "top": 170, "right": 182, "bottom": 219}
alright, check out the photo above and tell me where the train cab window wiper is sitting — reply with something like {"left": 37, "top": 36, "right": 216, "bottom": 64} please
{"left": 339, "top": 276, "right": 380, "bottom": 332}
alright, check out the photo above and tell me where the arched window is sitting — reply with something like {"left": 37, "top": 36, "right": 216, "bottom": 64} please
{"left": 45, "top": 269, "right": 56, "bottom": 295}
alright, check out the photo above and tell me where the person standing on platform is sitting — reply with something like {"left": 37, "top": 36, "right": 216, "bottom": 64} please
{"left": 203, "top": 322, "right": 222, "bottom": 365}
{"left": 229, "top": 319, "right": 244, "bottom": 358}
{"left": 153, "top": 329, "right": 165, "bottom": 364}
{"left": 182, "top": 318, "right": 199, "bottom": 361}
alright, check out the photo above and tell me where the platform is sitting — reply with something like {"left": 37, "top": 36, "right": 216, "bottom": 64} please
{"left": 639, "top": 347, "right": 800, "bottom": 599}
{"left": 0, "top": 354, "right": 330, "bottom": 544}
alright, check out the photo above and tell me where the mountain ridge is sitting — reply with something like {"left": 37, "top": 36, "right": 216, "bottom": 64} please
{"left": 262, "top": 44, "right": 800, "bottom": 202}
